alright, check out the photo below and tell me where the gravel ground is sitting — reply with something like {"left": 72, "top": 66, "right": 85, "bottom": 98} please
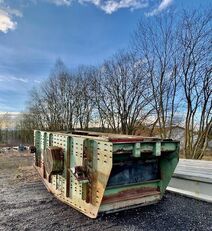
{"left": 0, "top": 151, "right": 212, "bottom": 231}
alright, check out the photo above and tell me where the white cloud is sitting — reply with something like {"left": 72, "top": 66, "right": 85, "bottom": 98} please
{"left": 0, "top": 0, "right": 22, "bottom": 33}
{"left": 0, "top": 9, "right": 17, "bottom": 33}
{"left": 5, "top": 8, "right": 23, "bottom": 17}
{"left": 0, "top": 75, "right": 28, "bottom": 83}
{"left": 50, "top": 0, "right": 72, "bottom": 5}
{"left": 147, "top": 0, "right": 173, "bottom": 16}
{"left": 11, "top": 77, "right": 28, "bottom": 83}
{"left": 34, "top": 79, "right": 41, "bottom": 83}
{"left": 51, "top": 0, "right": 173, "bottom": 15}
{"left": 0, "top": 0, "right": 173, "bottom": 34}
{"left": 79, "top": 0, "right": 148, "bottom": 14}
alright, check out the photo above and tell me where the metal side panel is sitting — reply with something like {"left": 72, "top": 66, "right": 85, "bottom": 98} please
{"left": 35, "top": 132, "right": 113, "bottom": 218}
{"left": 167, "top": 159, "right": 212, "bottom": 203}
{"left": 167, "top": 177, "right": 212, "bottom": 203}
{"left": 66, "top": 139, "right": 113, "bottom": 218}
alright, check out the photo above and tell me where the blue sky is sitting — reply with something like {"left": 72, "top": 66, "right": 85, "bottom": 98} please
{"left": 0, "top": 0, "right": 210, "bottom": 112}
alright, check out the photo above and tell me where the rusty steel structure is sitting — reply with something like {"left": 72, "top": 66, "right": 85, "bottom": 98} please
{"left": 34, "top": 130, "right": 179, "bottom": 218}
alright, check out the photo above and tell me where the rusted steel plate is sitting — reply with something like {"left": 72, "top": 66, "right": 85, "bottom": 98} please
{"left": 102, "top": 187, "right": 160, "bottom": 204}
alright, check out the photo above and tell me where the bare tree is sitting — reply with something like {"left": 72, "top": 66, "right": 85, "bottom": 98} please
{"left": 21, "top": 9, "right": 211, "bottom": 161}
{"left": 74, "top": 66, "right": 96, "bottom": 129}
{"left": 16, "top": 113, "right": 37, "bottom": 144}
{"left": 27, "top": 59, "right": 76, "bottom": 131}
{"left": 132, "top": 13, "right": 181, "bottom": 138}
{"left": 93, "top": 51, "right": 152, "bottom": 134}
{"left": 179, "top": 10, "right": 212, "bottom": 159}
{"left": 0, "top": 114, "right": 3, "bottom": 143}
{"left": 26, "top": 60, "right": 97, "bottom": 132}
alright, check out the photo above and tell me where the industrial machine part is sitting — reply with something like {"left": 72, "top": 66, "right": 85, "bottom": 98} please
{"left": 19, "top": 144, "right": 25, "bottom": 152}
{"left": 34, "top": 130, "right": 179, "bottom": 218}
{"left": 29, "top": 146, "right": 36, "bottom": 153}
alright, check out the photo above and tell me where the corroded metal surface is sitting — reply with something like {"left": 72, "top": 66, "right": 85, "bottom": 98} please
{"left": 34, "top": 130, "right": 179, "bottom": 218}
{"left": 43, "top": 146, "right": 64, "bottom": 174}
{"left": 102, "top": 187, "right": 160, "bottom": 204}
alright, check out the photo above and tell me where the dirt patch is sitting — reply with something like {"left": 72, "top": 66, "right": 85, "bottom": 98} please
{"left": 0, "top": 151, "right": 212, "bottom": 231}
{"left": 13, "top": 166, "right": 40, "bottom": 183}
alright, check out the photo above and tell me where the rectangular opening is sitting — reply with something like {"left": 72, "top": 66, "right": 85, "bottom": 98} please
{"left": 107, "top": 158, "right": 160, "bottom": 187}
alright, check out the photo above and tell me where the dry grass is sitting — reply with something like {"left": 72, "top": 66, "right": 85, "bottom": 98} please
{"left": 14, "top": 166, "right": 39, "bottom": 183}
{"left": 0, "top": 150, "right": 39, "bottom": 184}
